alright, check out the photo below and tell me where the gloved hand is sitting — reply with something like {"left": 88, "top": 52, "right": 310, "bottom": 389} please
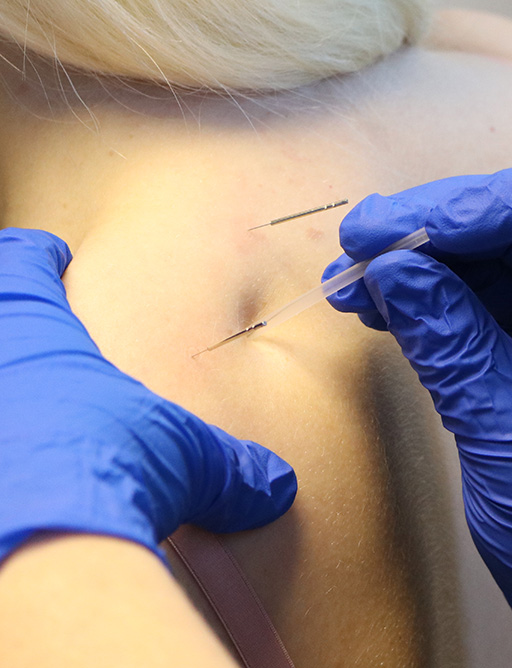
{"left": 323, "top": 168, "right": 512, "bottom": 605}
{"left": 0, "top": 228, "right": 296, "bottom": 565}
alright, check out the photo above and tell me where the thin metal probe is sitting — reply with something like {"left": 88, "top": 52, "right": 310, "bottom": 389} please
{"left": 248, "top": 198, "right": 349, "bottom": 231}
{"left": 191, "top": 321, "right": 267, "bottom": 358}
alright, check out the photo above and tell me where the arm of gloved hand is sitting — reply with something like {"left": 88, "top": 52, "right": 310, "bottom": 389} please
{"left": 0, "top": 227, "right": 296, "bottom": 565}
{"left": 322, "top": 168, "right": 512, "bottom": 605}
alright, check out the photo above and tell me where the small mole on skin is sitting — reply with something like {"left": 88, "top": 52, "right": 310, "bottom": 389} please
{"left": 307, "top": 227, "right": 325, "bottom": 241}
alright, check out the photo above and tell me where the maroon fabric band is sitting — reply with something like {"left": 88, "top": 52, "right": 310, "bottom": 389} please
{"left": 167, "top": 526, "right": 295, "bottom": 668}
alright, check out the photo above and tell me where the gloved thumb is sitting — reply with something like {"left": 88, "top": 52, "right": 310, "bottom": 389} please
{"left": 138, "top": 398, "right": 298, "bottom": 539}
{"left": 188, "top": 425, "right": 298, "bottom": 534}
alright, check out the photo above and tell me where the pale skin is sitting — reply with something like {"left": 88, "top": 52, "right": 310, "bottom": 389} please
{"left": 0, "top": 9, "right": 511, "bottom": 667}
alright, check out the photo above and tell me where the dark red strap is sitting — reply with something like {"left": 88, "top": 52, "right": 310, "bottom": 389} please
{"left": 167, "top": 526, "right": 295, "bottom": 668}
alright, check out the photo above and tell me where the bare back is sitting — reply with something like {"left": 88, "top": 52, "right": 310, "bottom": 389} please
{"left": 1, "top": 11, "right": 512, "bottom": 666}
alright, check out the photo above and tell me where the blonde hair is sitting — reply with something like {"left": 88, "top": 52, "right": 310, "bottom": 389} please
{"left": 0, "top": 0, "right": 431, "bottom": 91}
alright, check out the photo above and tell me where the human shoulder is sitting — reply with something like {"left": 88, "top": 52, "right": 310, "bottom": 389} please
{"left": 423, "top": 9, "right": 512, "bottom": 62}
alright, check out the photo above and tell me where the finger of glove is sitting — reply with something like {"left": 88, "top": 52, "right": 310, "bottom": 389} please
{"left": 323, "top": 173, "right": 489, "bottom": 309}
{"left": 363, "top": 250, "right": 512, "bottom": 441}
{"left": 191, "top": 426, "right": 298, "bottom": 534}
{"left": 322, "top": 252, "right": 376, "bottom": 312}
{"left": 330, "top": 169, "right": 512, "bottom": 328}
{"left": 322, "top": 254, "right": 392, "bottom": 329}
{"left": 0, "top": 228, "right": 102, "bottom": 365}
{"left": 358, "top": 311, "right": 388, "bottom": 331}
{"left": 338, "top": 170, "right": 512, "bottom": 262}
{"left": 140, "top": 400, "right": 298, "bottom": 538}
{"left": 338, "top": 190, "right": 439, "bottom": 261}
{"left": 0, "top": 227, "right": 72, "bottom": 300}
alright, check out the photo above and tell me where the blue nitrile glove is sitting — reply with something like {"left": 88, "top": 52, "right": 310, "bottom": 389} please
{"left": 0, "top": 228, "right": 296, "bottom": 565}
{"left": 322, "top": 168, "right": 512, "bottom": 605}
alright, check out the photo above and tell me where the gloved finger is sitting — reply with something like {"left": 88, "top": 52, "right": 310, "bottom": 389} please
{"left": 358, "top": 310, "right": 388, "bottom": 331}
{"left": 322, "top": 251, "right": 410, "bottom": 329}
{"left": 189, "top": 425, "right": 298, "bottom": 534}
{"left": 141, "top": 399, "right": 298, "bottom": 538}
{"left": 0, "top": 227, "right": 102, "bottom": 365}
{"left": 323, "top": 172, "right": 499, "bottom": 313}
{"left": 363, "top": 250, "right": 512, "bottom": 441}
{"left": 0, "top": 227, "right": 72, "bottom": 304}
{"left": 322, "top": 252, "right": 375, "bottom": 313}
{"left": 338, "top": 191, "right": 439, "bottom": 261}
{"left": 338, "top": 169, "right": 512, "bottom": 263}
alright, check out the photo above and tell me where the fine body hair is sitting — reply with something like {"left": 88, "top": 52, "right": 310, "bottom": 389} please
{"left": 0, "top": 0, "right": 431, "bottom": 91}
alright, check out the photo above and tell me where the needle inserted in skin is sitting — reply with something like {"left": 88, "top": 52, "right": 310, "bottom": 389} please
{"left": 192, "top": 321, "right": 267, "bottom": 359}
{"left": 192, "top": 226, "right": 431, "bottom": 359}
{"left": 248, "top": 198, "right": 348, "bottom": 231}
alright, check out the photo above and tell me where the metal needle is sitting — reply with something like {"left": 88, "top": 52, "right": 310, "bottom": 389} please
{"left": 193, "top": 197, "right": 350, "bottom": 359}
{"left": 192, "top": 321, "right": 267, "bottom": 359}
{"left": 248, "top": 198, "right": 348, "bottom": 231}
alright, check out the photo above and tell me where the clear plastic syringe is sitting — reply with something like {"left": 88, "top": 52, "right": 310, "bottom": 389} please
{"left": 192, "top": 226, "right": 430, "bottom": 357}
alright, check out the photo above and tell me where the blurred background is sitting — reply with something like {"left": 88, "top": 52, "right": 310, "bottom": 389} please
{"left": 439, "top": 0, "right": 512, "bottom": 16}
